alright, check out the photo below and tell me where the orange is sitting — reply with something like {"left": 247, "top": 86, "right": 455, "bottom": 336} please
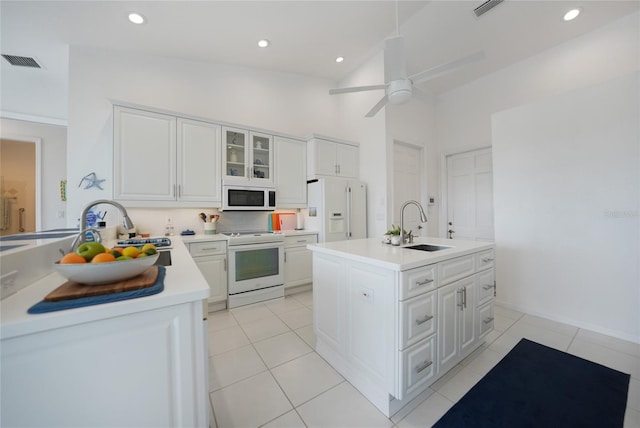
{"left": 60, "top": 253, "right": 87, "bottom": 264}
{"left": 122, "top": 246, "right": 140, "bottom": 258}
{"left": 91, "top": 253, "right": 117, "bottom": 263}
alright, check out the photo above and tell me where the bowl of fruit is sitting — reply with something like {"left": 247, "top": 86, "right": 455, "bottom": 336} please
{"left": 54, "top": 242, "right": 160, "bottom": 285}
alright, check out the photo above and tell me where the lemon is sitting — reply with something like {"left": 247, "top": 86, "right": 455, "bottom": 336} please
{"left": 122, "top": 246, "right": 140, "bottom": 258}
{"left": 141, "top": 243, "right": 156, "bottom": 253}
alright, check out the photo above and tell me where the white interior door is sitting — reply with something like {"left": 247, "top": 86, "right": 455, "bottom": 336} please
{"left": 446, "top": 148, "right": 494, "bottom": 241}
{"left": 393, "top": 142, "right": 424, "bottom": 236}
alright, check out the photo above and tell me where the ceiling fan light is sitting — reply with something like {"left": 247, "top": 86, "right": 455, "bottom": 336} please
{"left": 387, "top": 79, "right": 413, "bottom": 105}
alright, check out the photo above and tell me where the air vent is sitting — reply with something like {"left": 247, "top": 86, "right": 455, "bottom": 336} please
{"left": 474, "top": 0, "right": 504, "bottom": 17}
{"left": 1, "top": 54, "right": 42, "bottom": 68}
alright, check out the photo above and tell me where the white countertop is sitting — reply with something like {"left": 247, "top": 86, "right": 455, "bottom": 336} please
{"left": 180, "top": 230, "right": 318, "bottom": 244}
{"left": 0, "top": 236, "right": 209, "bottom": 340}
{"left": 307, "top": 236, "right": 494, "bottom": 271}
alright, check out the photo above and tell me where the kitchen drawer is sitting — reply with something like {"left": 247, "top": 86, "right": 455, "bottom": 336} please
{"left": 478, "top": 301, "right": 495, "bottom": 340}
{"left": 438, "top": 255, "right": 475, "bottom": 285}
{"left": 400, "top": 291, "right": 437, "bottom": 349}
{"left": 400, "top": 264, "right": 437, "bottom": 300}
{"left": 398, "top": 334, "right": 437, "bottom": 400}
{"left": 475, "top": 249, "right": 495, "bottom": 272}
{"left": 285, "top": 234, "right": 318, "bottom": 247}
{"left": 188, "top": 240, "right": 227, "bottom": 257}
{"left": 476, "top": 268, "right": 495, "bottom": 306}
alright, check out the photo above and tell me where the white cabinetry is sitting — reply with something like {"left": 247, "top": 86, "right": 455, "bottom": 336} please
{"left": 1, "top": 302, "right": 208, "bottom": 427}
{"left": 284, "top": 234, "right": 317, "bottom": 290}
{"left": 275, "top": 136, "right": 307, "bottom": 207}
{"left": 222, "top": 127, "right": 274, "bottom": 184}
{"left": 114, "top": 106, "right": 222, "bottom": 205}
{"left": 188, "top": 240, "right": 227, "bottom": 307}
{"left": 307, "top": 135, "right": 359, "bottom": 179}
{"left": 311, "top": 242, "right": 495, "bottom": 418}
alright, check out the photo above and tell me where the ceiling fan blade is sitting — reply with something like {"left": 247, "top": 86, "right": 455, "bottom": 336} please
{"left": 329, "top": 84, "right": 387, "bottom": 95}
{"left": 412, "top": 87, "right": 435, "bottom": 104}
{"left": 409, "top": 51, "right": 485, "bottom": 84}
{"left": 365, "top": 95, "right": 389, "bottom": 118}
{"left": 385, "top": 35, "right": 406, "bottom": 81}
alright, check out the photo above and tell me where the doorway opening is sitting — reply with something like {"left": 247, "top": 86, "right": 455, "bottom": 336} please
{"left": 0, "top": 138, "right": 39, "bottom": 235}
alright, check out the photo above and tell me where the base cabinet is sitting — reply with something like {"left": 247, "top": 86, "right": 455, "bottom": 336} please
{"left": 1, "top": 303, "right": 208, "bottom": 427}
{"left": 312, "top": 246, "right": 495, "bottom": 418}
{"left": 188, "top": 240, "right": 227, "bottom": 305}
{"left": 284, "top": 234, "right": 317, "bottom": 289}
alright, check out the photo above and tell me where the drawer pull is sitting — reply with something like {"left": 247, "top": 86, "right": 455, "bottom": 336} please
{"left": 483, "top": 317, "right": 495, "bottom": 324}
{"left": 482, "top": 284, "right": 494, "bottom": 290}
{"left": 415, "top": 360, "right": 433, "bottom": 374}
{"left": 415, "top": 278, "right": 434, "bottom": 286}
{"left": 481, "top": 257, "right": 494, "bottom": 263}
{"left": 201, "top": 247, "right": 220, "bottom": 252}
{"left": 296, "top": 239, "right": 308, "bottom": 243}
{"left": 415, "top": 315, "right": 434, "bottom": 326}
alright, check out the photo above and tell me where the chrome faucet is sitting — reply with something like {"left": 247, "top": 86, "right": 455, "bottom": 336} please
{"left": 400, "top": 200, "right": 428, "bottom": 244}
{"left": 72, "top": 199, "right": 135, "bottom": 251}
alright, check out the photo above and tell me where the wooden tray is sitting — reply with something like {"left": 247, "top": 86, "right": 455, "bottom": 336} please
{"left": 45, "top": 266, "right": 159, "bottom": 302}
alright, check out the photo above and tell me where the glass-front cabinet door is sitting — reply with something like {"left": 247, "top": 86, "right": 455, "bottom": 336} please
{"left": 223, "top": 126, "right": 273, "bottom": 184}
{"left": 223, "top": 126, "right": 248, "bottom": 180}
{"left": 251, "top": 132, "right": 273, "bottom": 183}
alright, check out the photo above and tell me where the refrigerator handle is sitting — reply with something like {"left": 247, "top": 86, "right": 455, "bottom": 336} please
{"left": 347, "top": 186, "right": 352, "bottom": 238}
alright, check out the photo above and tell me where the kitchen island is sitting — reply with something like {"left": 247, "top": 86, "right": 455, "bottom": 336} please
{"left": 0, "top": 235, "right": 210, "bottom": 427}
{"left": 307, "top": 237, "right": 495, "bottom": 417}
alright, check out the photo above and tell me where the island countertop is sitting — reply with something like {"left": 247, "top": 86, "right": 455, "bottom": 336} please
{"left": 307, "top": 236, "right": 494, "bottom": 271}
{"left": 0, "top": 236, "right": 209, "bottom": 340}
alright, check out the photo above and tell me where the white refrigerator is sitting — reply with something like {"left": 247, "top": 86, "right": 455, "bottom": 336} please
{"left": 306, "top": 177, "right": 367, "bottom": 242}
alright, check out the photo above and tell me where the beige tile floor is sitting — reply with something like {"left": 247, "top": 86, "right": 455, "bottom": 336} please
{"left": 207, "top": 291, "right": 640, "bottom": 428}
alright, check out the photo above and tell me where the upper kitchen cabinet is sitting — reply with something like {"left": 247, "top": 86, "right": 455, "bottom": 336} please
{"left": 222, "top": 127, "right": 274, "bottom": 185}
{"left": 307, "top": 135, "right": 359, "bottom": 179}
{"left": 114, "top": 106, "right": 222, "bottom": 206}
{"left": 274, "top": 136, "right": 307, "bottom": 208}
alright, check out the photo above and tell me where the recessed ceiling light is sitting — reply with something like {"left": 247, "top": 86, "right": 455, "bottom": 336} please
{"left": 258, "top": 39, "right": 270, "bottom": 48}
{"left": 128, "top": 13, "right": 145, "bottom": 24}
{"left": 563, "top": 8, "right": 581, "bottom": 21}
{"left": 335, "top": 57, "right": 344, "bottom": 63}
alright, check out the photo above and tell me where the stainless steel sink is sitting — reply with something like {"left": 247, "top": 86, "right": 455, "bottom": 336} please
{"left": 154, "top": 250, "right": 172, "bottom": 266}
{"left": 405, "top": 244, "right": 452, "bottom": 252}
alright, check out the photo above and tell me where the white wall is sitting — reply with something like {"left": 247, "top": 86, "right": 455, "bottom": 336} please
{"left": 66, "top": 46, "right": 346, "bottom": 229}
{"left": 0, "top": 118, "right": 67, "bottom": 230}
{"left": 493, "top": 72, "right": 639, "bottom": 342}
{"left": 386, "top": 98, "right": 438, "bottom": 236}
{"left": 435, "top": 11, "right": 640, "bottom": 342}
{"left": 334, "top": 51, "right": 387, "bottom": 238}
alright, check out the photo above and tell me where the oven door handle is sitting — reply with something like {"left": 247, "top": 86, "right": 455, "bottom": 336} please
{"left": 227, "top": 241, "right": 285, "bottom": 251}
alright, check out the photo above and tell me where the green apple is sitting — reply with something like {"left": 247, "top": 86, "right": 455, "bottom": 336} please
{"left": 76, "top": 242, "right": 106, "bottom": 261}
{"left": 116, "top": 255, "right": 133, "bottom": 261}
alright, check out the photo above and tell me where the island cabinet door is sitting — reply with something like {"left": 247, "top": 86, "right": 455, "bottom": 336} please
{"left": 345, "top": 262, "right": 396, "bottom": 388}
{"left": 313, "top": 254, "right": 345, "bottom": 351}
{"left": 437, "top": 280, "right": 461, "bottom": 374}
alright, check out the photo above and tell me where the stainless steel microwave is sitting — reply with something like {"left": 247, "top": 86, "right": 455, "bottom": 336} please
{"left": 222, "top": 184, "right": 276, "bottom": 211}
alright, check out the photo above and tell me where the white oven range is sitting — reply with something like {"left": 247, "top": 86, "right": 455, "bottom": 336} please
{"left": 223, "top": 231, "right": 285, "bottom": 308}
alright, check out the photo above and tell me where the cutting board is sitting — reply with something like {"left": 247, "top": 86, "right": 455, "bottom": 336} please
{"left": 44, "top": 266, "right": 159, "bottom": 302}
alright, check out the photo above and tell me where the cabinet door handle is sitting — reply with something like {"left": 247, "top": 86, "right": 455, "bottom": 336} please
{"left": 337, "top": 164, "right": 341, "bottom": 174}
{"left": 457, "top": 289, "right": 464, "bottom": 309}
{"left": 463, "top": 287, "right": 467, "bottom": 309}
{"left": 415, "top": 278, "right": 434, "bottom": 286}
{"left": 224, "top": 258, "right": 227, "bottom": 272}
{"left": 482, "top": 257, "right": 494, "bottom": 263}
{"left": 178, "top": 184, "right": 181, "bottom": 197}
{"left": 415, "top": 360, "right": 433, "bottom": 374}
{"left": 296, "top": 239, "right": 307, "bottom": 243}
{"left": 415, "top": 314, "right": 434, "bottom": 326}
{"left": 483, "top": 317, "right": 495, "bottom": 324}
{"left": 482, "top": 284, "right": 494, "bottom": 290}
{"left": 284, "top": 253, "right": 287, "bottom": 263}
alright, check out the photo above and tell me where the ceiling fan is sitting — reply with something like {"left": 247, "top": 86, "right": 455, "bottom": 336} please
{"left": 329, "top": 4, "right": 485, "bottom": 117}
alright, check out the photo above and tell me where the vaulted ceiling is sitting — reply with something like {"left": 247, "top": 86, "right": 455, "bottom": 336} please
{"left": 1, "top": 0, "right": 638, "bottom": 116}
